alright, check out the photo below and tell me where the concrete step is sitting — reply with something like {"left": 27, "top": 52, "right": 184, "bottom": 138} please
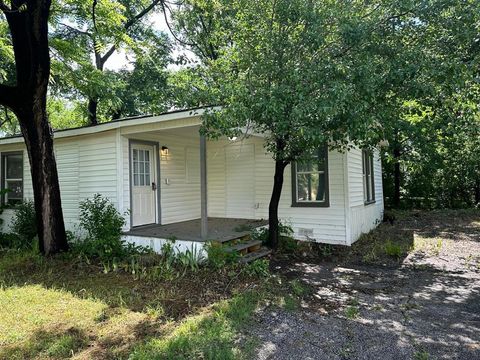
{"left": 224, "top": 239, "right": 262, "bottom": 254}
{"left": 239, "top": 247, "right": 272, "bottom": 263}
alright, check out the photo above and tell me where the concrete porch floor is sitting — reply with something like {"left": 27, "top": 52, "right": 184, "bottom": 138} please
{"left": 124, "top": 217, "right": 268, "bottom": 242}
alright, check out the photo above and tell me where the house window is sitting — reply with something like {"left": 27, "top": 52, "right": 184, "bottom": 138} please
{"left": 292, "top": 147, "right": 329, "bottom": 207}
{"left": 2, "top": 152, "right": 23, "bottom": 205}
{"left": 363, "top": 149, "right": 375, "bottom": 204}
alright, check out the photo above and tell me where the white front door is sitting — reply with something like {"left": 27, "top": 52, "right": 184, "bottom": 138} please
{"left": 131, "top": 144, "right": 156, "bottom": 226}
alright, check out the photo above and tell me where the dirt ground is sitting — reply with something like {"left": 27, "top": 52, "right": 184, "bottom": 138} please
{"left": 247, "top": 210, "right": 480, "bottom": 360}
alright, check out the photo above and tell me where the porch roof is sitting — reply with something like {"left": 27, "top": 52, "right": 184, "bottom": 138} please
{"left": 0, "top": 106, "right": 210, "bottom": 145}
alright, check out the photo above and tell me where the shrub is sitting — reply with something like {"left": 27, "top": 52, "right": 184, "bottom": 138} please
{"left": 74, "top": 194, "right": 146, "bottom": 264}
{"left": 10, "top": 200, "right": 37, "bottom": 249}
{"left": 79, "top": 194, "right": 125, "bottom": 243}
{"left": 251, "top": 222, "right": 297, "bottom": 252}
{"left": 251, "top": 227, "right": 269, "bottom": 244}
{"left": 384, "top": 240, "right": 404, "bottom": 258}
{"left": 244, "top": 259, "right": 270, "bottom": 277}
{"left": 0, "top": 232, "right": 23, "bottom": 249}
{"left": 205, "top": 241, "right": 238, "bottom": 269}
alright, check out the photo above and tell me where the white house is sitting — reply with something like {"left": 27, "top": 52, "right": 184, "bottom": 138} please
{"left": 0, "top": 108, "right": 383, "bottom": 255}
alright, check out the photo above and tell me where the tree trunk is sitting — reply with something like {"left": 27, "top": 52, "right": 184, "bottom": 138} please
{"left": 88, "top": 97, "right": 99, "bottom": 125}
{"left": 0, "top": 0, "right": 68, "bottom": 254}
{"left": 268, "top": 159, "right": 288, "bottom": 249}
{"left": 393, "top": 146, "right": 401, "bottom": 208}
{"left": 18, "top": 110, "right": 68, "bottom": 254}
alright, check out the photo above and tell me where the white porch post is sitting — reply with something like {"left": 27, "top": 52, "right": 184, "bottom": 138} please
{"left": 200, "top": 134, "right": 208, "bottom": 240}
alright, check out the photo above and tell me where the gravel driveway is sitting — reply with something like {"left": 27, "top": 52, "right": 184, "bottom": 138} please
{"left": 247, "top": 211, "right": 480, "bottom": 360}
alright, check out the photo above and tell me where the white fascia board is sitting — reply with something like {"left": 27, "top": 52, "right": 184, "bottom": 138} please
{"left": 0, "top": 108, "right": 208, "bottom": 145}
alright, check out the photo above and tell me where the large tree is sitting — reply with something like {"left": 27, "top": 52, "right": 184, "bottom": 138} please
{"left": 192, "top": 0, "right": 418, "bottom": 247}
{"left": 380, "top": 0, "right": 480, "bottom": 208}
{"left": 50, "top": 0, "right": 168, "bottom": 124}
{"left": 0, "top": 0, "right": 68, "bottom": 254}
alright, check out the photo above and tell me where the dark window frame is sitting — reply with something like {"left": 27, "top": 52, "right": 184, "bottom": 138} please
{"left": 291, "top": 146, "right": 330, "bottom": 208}
{"left": 1, "top": 151, "right": 24, "bottom": 206}
{"left": 362, "top": 149, "right": 375, "bottom": 205}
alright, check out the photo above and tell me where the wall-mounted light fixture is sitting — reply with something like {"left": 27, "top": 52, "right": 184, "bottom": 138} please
{"left": 161, "top": 146, "right": 169, "bottom": 156}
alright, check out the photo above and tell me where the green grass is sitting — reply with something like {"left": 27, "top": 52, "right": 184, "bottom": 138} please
{"left": 0, "top": 249, "right": 274, "bottom": 359}
{"left": 344, "top": 306, "right": 359, "bottom": 319}
{"left": 414, "top": 350, "right": 430, "bottom": 360}
{"left": 290, "top": 279, "right": 309, "bottom": 297}
{"left": 383, "top": 240, "right": 404, "bottom": 258}
{"left": 130, "top": 291, "right": 263, "bottom": 359}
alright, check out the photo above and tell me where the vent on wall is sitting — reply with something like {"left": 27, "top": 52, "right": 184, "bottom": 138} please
{"left": 298, "top": 228, "right": 314, "bottom": 237}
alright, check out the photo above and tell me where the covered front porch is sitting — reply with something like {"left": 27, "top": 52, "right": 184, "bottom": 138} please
{"left": 120, "top": 116, "right": 271, "bottom": 258}
{"left": 122, "top": 118, "right": 267, "bottom": 242}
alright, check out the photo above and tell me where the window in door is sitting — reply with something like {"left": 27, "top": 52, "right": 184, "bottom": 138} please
{"left": 132, "top": 149, "right": 151, "bottom": 186}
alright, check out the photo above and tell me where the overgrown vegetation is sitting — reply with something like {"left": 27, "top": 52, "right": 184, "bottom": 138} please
{"left": 333, "top": 209, "right": 480, "bottom": 266}
{"left": 70, "top": 194, "right": 148, "bottom": 269}
{"left": 252, "top": 222, "right": 298, "bottom": 253}
{"left": 0, "top": 245, "right": 279, "bottom": 359}
{"left": 10, "top": 200, "right": 37, "bottom": 249}
{"left": 204, "top": 241, "right": 239, "bottom": 269}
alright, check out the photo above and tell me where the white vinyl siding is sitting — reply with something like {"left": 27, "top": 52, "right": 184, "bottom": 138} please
{"left": 206, "top": 137, "right": 347, "bottom": 245}
{"left": 347, "top": 148, "right": 384, "bottom": 244}
{"left": 0, "top": 131, "right": 119, "bottom": 232}
{"left": 55, "top": 141, "right": 80, "bottom": 227}
{"left": 121, "top": 130, "right": 201, "bottom": 226}
{"left": 158, "top": 137, "right": 200, "bottom": 224}
{"left": 0, "top": 112, "right": 383, "bottom": 246}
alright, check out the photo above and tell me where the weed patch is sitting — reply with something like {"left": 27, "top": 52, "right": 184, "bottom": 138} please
{"left": 384, "top": 240, "right": 404, "bottom": 258}
{"left": 345, "top": 306, "right": 359, "bottom": 319}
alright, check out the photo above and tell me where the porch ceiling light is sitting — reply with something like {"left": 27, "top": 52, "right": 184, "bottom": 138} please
{"left": 161, "top": 146, "right": 169, "bottom": 156}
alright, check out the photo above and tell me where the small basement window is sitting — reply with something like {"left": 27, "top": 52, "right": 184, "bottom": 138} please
{"left": 362, "top": 149, "right": 375, "bottom": 204}
{"left": 292, "top": 146, "right": 329, "bottom": 207}
{"left": 2, "top": 152, "right": 23, "bottom": 205}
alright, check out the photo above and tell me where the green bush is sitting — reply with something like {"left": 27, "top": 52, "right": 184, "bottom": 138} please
{"left": 205, "top": 241, "right": 239, "bottom": 269}
{"left": 0, "top": 232, "right": 23, "bottom": 249}
{"left": 251, "top": 227, "right": 269, "bottom": 244}
{"left": 79, "top": 194, "right": 125, "bottom": 243}
{"left": 251, "top": 222, "right": 296, "bottom": 252}
{"left": 73, "top": 194, "right": 147, "bottom": 264}
{"left": 384, "top": 240, "right": 404, "bottom": 258}
{"left": 10, "top": 200, "right": 37, "bottom": 249}
{"left": 244, "top": 259, "right": 270, "bottom": 277}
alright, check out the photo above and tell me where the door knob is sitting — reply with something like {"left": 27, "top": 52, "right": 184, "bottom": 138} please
{"left": 151, "top": 182, "right": 157, "bottom": 190}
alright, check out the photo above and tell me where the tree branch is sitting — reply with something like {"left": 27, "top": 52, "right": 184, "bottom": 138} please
{"left": 92, "top": 0, "right": 98, "bottom": 33}
{"left": 59, "top": 23, "right": 92, "bottom": 37}
{"left": 165, "top": 4, "right": 208, "bottom": 59}
{"left": 125, "top": 0, "right": 162, "bottom": 29}
{"left": 99, "top": 0, "right": 163, "bottom": 66}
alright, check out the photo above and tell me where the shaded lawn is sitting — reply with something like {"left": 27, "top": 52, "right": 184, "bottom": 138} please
{"left": 2, "top": 209, "right": 478, "bottom": 359}
{"left": 0, "top": 251, "right": 282, "bottom": 360}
